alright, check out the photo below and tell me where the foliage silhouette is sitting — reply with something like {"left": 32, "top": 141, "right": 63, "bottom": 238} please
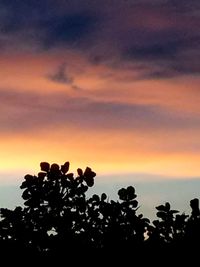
{"left": 0, "top": 161, "right": 200, "bottom": 263}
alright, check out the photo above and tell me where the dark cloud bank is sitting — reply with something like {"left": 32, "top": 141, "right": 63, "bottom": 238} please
{"left": 0, "top": 0, "right": 199, "bottom": 78}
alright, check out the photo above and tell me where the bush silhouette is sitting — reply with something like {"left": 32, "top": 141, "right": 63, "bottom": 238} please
{"left": 0, "top": 161, "right": 200, "bottom": 263}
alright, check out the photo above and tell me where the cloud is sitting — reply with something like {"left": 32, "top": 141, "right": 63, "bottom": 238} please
{"left": 47, "top": 63, "right": 73, "bottom": 85}
{"left": 0, "top": 2, "right": 98, "bottom": 51}
{"left": 1, "top": 88, "right": 200, "bottom": 134}
{"left": 125, "top": 40, "right": 179, "bottom": 61}
{"left": 47, "top": 63, "right": 83, "bottom": 90}
{"left": 41, "top": 12, "right": 98, "bottom": 49}
{"left": 122, "top": 32, "right": 200, "bottom": 78}
{"left": 0, "top": 0, "right": 199, "bottom": 79}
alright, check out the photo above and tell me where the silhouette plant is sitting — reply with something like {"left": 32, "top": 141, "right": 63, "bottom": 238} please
{"left": 149, "top": 202, "right": 180, "bottom": 243}
{"left": 20, "top": 162, "right": 97, "bottom": 252}
{"left": 0, "top": 162, "right": 97, "bottom": 254}
{"left": 0, "top": 161, "right": 200, "bottom": 261}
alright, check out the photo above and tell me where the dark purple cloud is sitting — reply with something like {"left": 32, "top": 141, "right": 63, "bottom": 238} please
{"left": 0, "top": 0, "right": 199, "bottom": 78}
{"left": 47, "top": 63, "right": 73, "bottom": 85}
{"left": 0, "top": 1, "right": 100, "bottom": 51}
{"left": 41, "top": 13, "right": 98, "bottom": 49}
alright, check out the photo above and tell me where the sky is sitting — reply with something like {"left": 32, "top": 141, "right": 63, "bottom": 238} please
{"left": 0, "top": 0, "right": 200, "bottom": 219}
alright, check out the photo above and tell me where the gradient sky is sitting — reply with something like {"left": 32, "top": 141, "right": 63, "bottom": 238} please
{"left": 0, "top": 0, "right": 200, "bottom": 219}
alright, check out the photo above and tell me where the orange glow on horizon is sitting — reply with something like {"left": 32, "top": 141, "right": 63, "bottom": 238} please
{"left": 0, "top": 128, "right": 200, "bottom": 182}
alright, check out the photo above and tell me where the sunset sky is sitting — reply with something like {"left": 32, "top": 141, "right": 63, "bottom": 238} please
{"left": 0, "top": 0, "right": 200, "bottom": 218}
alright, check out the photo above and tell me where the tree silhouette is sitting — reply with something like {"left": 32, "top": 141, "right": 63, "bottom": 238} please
{"left": 0, "top": 161, "right": 200, "bottom": 263}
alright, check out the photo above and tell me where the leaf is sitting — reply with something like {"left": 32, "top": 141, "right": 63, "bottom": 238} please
{"left": 40, "top": 162, "right": 50, "bottom": 172}
{"left": 66, "top": 173, "right": 74, "bottom": 180}
{"left": 84, "top": 167, "right": 96, "bottom": 179}
{"left": 61, "top": 162, "right": 70, "bottom": 174}
{"left": 165, "top": 202, "right": 171, "bottom": 211}
{"left": 50, "top": 163, "right": 60, "bottom": 172}
{"left": 84, "top": 167, "right": 92, "bottom": 175}
{"left": 22, "top": 190, "right": 30, "bottom": 200}
{"left": 92, "top": 194, "right": 100, "bottom": 202}
{"left": 156, "top": 211, "right": 166, "bottom": 219}
{"left": 190, "top": 198, "right": 199, "bottom": 210}
{"left": 127, "top": 186, "right": 137, "bottom": 200}
{"left": 20, "top": 181, "right": 28, "bottom": 189}
{"left": 101, "top": 193, "right": 107, "bottom": 201}
{"left": 77, "top": 168, "right": 83, "bottom": 176}
{"left": 156, "top": 205, "right": 166, "bottom": 211}
{"left": 131, "top": 200, "right": 138, "bottom": 208}
{"left": 170, "top": 210, "right": 179, "bottom": 214}
{"left": 127, "top": 186, "right": 135, "bottom": 194}
{"left": 85, "top": 177, "right": 94, "bottom": 187}
{"left": 24, "top": 174, "right": 34, "bottom": 181}
{"left": 118, "top": 188, "right": 127, "bottom": 201}
{"left": 38, "top": 172, "right": 46, "bottom": 179}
